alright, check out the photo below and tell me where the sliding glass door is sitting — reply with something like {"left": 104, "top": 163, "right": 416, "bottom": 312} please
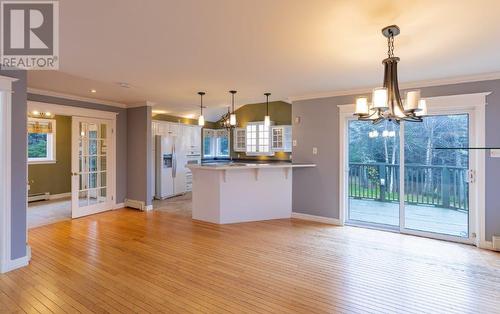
{"left": 347, "top": 113, "right": 473, "bottom": 241}
{"left": 403, "top": 114, "right": 470, "bottom": 238}
{"left": 348, "top": 120, "right": 400, "bottom": 228}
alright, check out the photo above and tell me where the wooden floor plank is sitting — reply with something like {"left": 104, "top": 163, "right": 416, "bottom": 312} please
{"left": 1, "top": 208, "right": 499, "bottom": 313}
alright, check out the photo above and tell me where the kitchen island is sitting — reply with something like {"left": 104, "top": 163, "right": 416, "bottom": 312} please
{"left": 187, "top": 163, "right": 315, "bottom": 224}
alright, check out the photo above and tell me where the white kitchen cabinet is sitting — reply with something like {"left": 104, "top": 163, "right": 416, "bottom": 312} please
{"left": 233, "top": 128, "right": 246, "bottom": 152}
{"left": 271, "top": 125, "right": 292, "bottom": 152}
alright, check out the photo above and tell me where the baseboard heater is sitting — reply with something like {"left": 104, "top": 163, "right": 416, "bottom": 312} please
{"left": 124, "top": 199, "right": 149, "bottom": 211}
{"left": 28, "top": 192, "right": 50, "bottom": 202}
{"left": 493, "top": 235, "right": 500, "bottom": 252}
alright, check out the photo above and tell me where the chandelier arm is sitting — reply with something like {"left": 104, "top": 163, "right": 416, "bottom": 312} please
{"left": 391, "top": 60, "right": 405, "bottom": 115}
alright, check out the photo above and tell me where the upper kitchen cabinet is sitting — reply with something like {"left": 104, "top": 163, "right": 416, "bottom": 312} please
{"left": 271, "top": 125, "right": 292, "bottom": 152}
{"left": 233, "top": 128, "right": 246, "bottom": 152}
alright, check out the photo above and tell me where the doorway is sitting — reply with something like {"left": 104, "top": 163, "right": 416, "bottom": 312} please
{"left": 340, "top": 93, "right": 487, "bottom": 245}
{"left": 27, "top": 101, "right": 117, "bottom": 226}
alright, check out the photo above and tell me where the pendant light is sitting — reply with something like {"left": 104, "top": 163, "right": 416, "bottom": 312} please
{"left": 264, "top": 92, "right": 271, "bottom": 127}
{"left": 198, "top": 91, "right": 205, "bottom": 126}
{"left": 229, "top": 90, "right": 237, "bottom": 126}
{"left": 354, "top": 25, "right": 427, "bottom": 124}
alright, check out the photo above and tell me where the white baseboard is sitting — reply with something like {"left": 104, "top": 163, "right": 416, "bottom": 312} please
{"left": 114, "top": 202, "right": 125, "bottom": 210}
{"left": 144, "top": 204, "right": 153, "bottom": 211}
{"left": 0, "top": 245, "right": 31, "bottom": 274}
{"left": 49, "top": 192, "right": 71, "bottom": 200}
{"left": 291, "top": 212, "right": 342, "bottom": 226}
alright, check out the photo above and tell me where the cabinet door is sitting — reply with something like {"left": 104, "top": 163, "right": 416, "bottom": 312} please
{"left": 233, "top": 128, "right": 246, "bottom": 152}
{"left": 169, "top": 123, "right": 180, "bottom": 136}
{"left": 271, "top": 126, "right": 292, "bottom": 152}
{"left": 271, "top": 126, "right": 284, "bottom": 151}
{"left": 282, "top": 126, "right": 292, "bottom": 152}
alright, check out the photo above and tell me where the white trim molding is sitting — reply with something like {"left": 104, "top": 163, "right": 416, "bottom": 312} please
{"left": 338, "top": 92, "right": 489, "bottom": 249}
{"left": 28, "top": 88, "right": 127, "bottom": 108}
{"left": 0, "top": 76, "right": 21, "bottom": 273}
{"left": 289, "top": 72, "right": 500, "bottom": 102}
{"left": 0, "top": 246, "right": 30, "bottom": 274}
{"left": 291, "top": 212, "right": 342, "bottom": 226}
{"left": 28, "top": 101, "right": 119, "bottom": 120}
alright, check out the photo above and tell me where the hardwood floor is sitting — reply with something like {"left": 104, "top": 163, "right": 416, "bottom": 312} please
{"left": 1, "top": 209, "right": 499, "bottom": 313}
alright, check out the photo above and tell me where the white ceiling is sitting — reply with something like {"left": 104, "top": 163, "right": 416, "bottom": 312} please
{"left": 28, "top": 0, "right": 500, "bottom": 121}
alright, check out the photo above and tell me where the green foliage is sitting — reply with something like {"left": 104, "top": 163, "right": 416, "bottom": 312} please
{"left": 28, "top": 133, "right": 48, "bottom": 158}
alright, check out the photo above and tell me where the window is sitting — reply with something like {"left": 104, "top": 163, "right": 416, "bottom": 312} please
{"left": 28, "top": 118, "right": 56, "bottom": 164}
{"left": 246, "top": 122, "right": 272, "bottom": 156}
{"left": 203, "top": 129, "right": 229, "bottom": 158}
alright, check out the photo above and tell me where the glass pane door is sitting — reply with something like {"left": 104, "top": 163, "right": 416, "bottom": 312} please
{"left": 347, "top": 120, "right": 400, "bottom": 228}
{"left": 403, "top": 114, "right": 470, "bottom": 237}
{"left": 72, "top": 117, "right": 112, "bottom": 218}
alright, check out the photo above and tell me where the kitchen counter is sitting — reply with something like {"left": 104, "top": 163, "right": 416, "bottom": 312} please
{"left": 187, "top": 163, "right": 316, "bottom": 224}
{"left": 189, "top": 162, "right": 315, "bottom": 170}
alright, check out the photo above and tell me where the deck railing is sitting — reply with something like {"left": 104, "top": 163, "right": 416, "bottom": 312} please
{"left": 348, "top": 162, "right": 469, "bottom": 211}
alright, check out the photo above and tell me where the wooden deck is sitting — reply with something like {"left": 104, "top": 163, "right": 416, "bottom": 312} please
{"left": 1, "top": 208, "right": 499, "bottom": 313}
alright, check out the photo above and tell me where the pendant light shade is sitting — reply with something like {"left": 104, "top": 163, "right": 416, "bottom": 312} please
{"left": 229, "top": 90, "right": 237, "bottom": 126}
{"left": 264, "top": 92, "right": 271, "bottom": 127}
{"left": 198, "top": 91, "right": 205, "bottom": 126}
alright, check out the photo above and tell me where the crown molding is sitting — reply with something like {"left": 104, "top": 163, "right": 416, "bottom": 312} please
{"left": 288, "top": 71, "right": 500, "bottom": 102}
{"left": 128, "top": 101, "right": 156, "bottom": 108}
{"left": 27, "top": 88, "right": 128, "bottom": 108}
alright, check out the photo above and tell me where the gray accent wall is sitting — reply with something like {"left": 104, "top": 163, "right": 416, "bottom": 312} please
{"left": 1, "top": 68, "right": 27, "bottom": 260}
{"left": 28, "top": 94, "right": 128, "bottom": 203}
{"left": 292, "top": 79, "right": 500, "bottom": 241}
{"left": 126, "top": 106, "right": 152, "bottom": 206}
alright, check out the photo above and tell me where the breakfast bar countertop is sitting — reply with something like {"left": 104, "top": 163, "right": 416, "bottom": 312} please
{"left": 187, "top": 162, "right": 316, "bottom": 171}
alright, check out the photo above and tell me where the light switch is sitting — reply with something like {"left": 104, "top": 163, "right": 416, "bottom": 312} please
{"left": 292, "top": 140, "right": 297, "bottom": 147}
{"left": 295, "top": 116, "right": 301, "bottom": 124}
{"left": 491, "top": 149, "right": 500, "bottom": 158}
{"left": 312, "top": 147, "right": 318, "bottom": 155}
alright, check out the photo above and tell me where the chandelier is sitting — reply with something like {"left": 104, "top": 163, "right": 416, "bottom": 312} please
{"left": 219, "top": 106, "right": 233, "bottom": 130}
{"left": 354, "top": 25, "right": 427, "bottom": 124}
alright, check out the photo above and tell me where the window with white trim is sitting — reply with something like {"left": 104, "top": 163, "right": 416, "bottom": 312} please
{"left": 28, "top": 118, "right": 56, "bottom": 164}
{"left": 203, "top": 129, "right": 230, "bottom": 158}
{"left": 246, "top": 121, "right": 272, "bottom": 156}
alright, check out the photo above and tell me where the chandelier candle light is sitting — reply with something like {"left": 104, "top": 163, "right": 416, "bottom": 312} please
{"left": 198, "top": 91, "right": 205, "bottom": 126}
{"left": 264, "top": 92, "right": 271, "bottom": 127}
{"left": 355, "top": 25, "right": 427, "bottom": 124}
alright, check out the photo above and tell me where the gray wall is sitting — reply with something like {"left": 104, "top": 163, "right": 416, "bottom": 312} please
{"left": 28, "top": 94, "right": 128, "bottom": 203}
{"left": 127, "top": 106, "right": 152, "bottom": 206}
{"left": 292, "top": 79, "right": 500, "bottom": 241}
{"left": 1, "top": 68, "right": 27, "bottom": 260}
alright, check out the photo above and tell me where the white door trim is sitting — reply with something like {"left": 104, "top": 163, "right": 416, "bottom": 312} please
{"left": 28, "top": 101, "right": 118, "bottom": 119}
{"left": 0, "top": 75, "right": 22, "bottom": 273}
{"left": 338, "top": 92, "right": 489, "bottom": 247}
{"left": 26, "top": 102, "right": 118, "bottom": 217}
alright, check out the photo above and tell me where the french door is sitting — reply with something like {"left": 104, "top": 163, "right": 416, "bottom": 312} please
{"left": 346, "top": 111, "right": 476, "bottom": 243}
{"left": 71, "top": 117, "right": 114, "bottom": 218}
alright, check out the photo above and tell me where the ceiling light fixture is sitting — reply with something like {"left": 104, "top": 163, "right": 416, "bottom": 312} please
{"left": 90, "top": 89, "right": 97, "bottom": 93}
{"left": 264, "top": 92, "right": 271, "bottom": 127}
{"left": 198, "top": 91, "right": 205, "bottom": 126}
{"left": 229, "top": 90, "right": 237, "bottom": 126}
{"left": 354, "top": 25, "right": 427, "bottom": 124}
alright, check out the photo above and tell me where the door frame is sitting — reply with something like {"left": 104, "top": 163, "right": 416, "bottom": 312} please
{"left": 27, "top": 101, "right": 118, "bottom": 218}
{"left": 71, "top": 116, "right": 115, "bottom": 218}
{"left": 338, "top": 92, "right": 489, "bottom": 247}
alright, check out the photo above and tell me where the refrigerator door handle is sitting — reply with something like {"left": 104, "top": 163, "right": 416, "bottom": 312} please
{"left": 172, "top": 141, "right": 177, "bottom": 178}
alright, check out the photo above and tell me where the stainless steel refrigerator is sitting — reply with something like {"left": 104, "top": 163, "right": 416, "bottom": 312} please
{"left": 155, "top": 135, "right": 186, "bottom": 199}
